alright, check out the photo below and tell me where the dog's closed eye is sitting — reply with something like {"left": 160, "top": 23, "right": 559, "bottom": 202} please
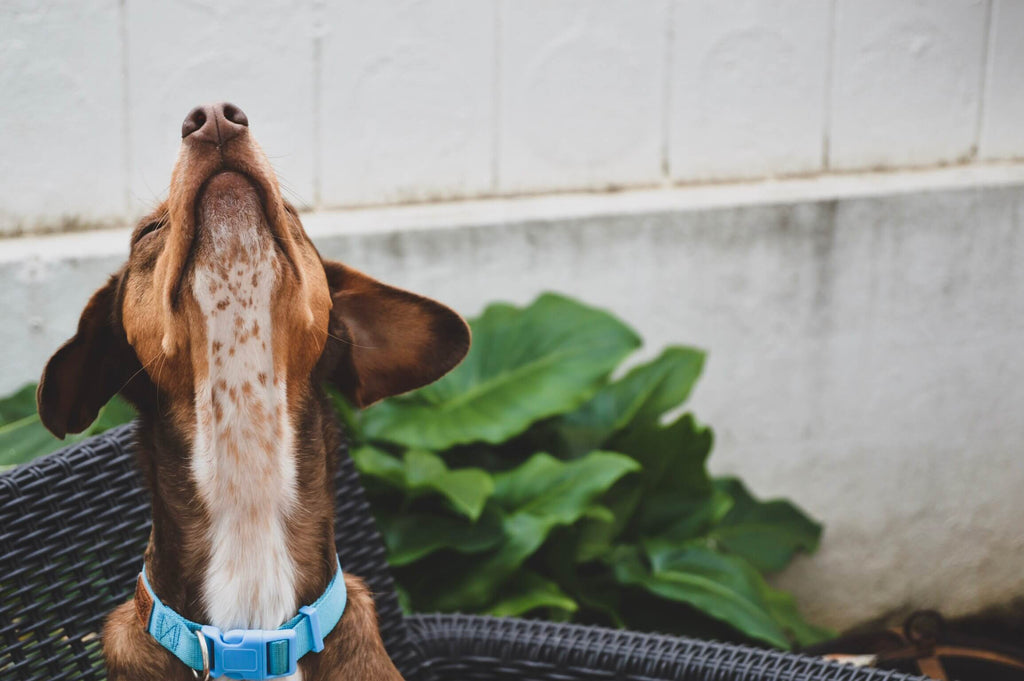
{"left": 132, "top": 218, "right": 165, "bottom": 244}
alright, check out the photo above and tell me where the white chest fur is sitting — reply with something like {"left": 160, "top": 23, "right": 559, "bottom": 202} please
{"left": 190, "top": 222, "right": 299, "bottom": 635}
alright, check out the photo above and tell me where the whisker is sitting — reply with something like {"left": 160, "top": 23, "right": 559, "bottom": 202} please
{"left": 154, "top": 354, "right": 168, "bottom": 413}
{"left": 273, "top": 174, "right": 310, "bottom": 207}
{"left": 114, "top": 352, "right": 162, "bottom": 396}
{"left": 325, "top": 330, "right": 378, "bottom": 350}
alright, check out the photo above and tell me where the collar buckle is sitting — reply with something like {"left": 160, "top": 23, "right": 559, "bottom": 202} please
{"left": 298, "top": 605, "right": 325, "bottom": 653}
{"left": 199, "top": 625, "right": 298, "bottom": 680}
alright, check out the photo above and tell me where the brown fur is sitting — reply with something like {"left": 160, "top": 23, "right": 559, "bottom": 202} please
{"left": 38, "top": 104, "right": 470, "bottom": 681}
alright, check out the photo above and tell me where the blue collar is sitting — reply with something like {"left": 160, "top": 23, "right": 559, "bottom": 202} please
{"left": 137, "top": 555, "right": 347, "bottom": 680}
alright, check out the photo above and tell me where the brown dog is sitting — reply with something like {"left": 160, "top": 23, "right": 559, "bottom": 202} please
{"left": 36, "top": 103, "right": 470, "bottom": 681}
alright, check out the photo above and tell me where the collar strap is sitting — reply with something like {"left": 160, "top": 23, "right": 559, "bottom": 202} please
{"left": 134, "top": 556, "right": 347, "bottom": 680}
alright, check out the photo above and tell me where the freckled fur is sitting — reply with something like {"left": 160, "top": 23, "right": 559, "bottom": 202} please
{"left": 191, "top": 173, "right": 299, "bottom": 633}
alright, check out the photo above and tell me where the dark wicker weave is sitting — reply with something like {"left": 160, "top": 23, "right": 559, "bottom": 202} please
{"left": 406, "top": 614, "right": 926, "bottom": 681}
{"left": 0, "top": 425, "right": 926, "bottom": 681}
{"left": 0, "top": 424, "right": 416, "bottom": 680}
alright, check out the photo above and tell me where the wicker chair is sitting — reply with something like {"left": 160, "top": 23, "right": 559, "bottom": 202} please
{"left": 1, "top": 425, "right": 924, "bottom": 681}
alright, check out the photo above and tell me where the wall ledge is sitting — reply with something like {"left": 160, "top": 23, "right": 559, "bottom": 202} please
{"left": 5, "top": 161, "right": 1024, "bottom": 265}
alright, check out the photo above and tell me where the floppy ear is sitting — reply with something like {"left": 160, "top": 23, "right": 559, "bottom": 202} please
{"left": 37, "top": 273, "right": 142, "bottom": 438}
{"left": 321, "top": 261, "right": 470, "bottom": 407}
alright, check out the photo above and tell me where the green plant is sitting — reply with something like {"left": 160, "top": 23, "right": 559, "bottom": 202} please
{"left": 0, "top": 383, "right": 134, "bottom": 472}
{"left": 0, "top": 293, "right": 833, "bottom": 649}
{"left": 347, "top": 293, "right": 832, "bottom": 649}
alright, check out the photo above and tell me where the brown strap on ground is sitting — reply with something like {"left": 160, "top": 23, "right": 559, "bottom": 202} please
{"left": 933, "top": 645, "right": 1024, "bottom": 671}
{"left": 849, "top": 628, "right": 1024, "bottom": 678}
{"left": 134, "top": 573, "right": 154, "bottom": 627}
{"left": 915, "top": 655, "right": 947, "bottom": 680}
{"left": 868, "top": 639, "right": 1024, "bottom": 678}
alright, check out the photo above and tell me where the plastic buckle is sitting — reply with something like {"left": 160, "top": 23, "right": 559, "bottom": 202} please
{"left": 298, "top": 605, "right": 325, "bottom": 653}
{"left": 200, "top": 625, "right": 297, "bottom": 680}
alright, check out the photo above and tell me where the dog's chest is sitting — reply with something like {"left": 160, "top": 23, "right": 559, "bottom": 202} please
{"left": 189, "top": 223, "right": 301, "bottom": 644}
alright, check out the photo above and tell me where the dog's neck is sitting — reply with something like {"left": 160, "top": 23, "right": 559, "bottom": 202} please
{"left": 137, "top": 388, "right": 340, "bottom": 632}
{"left": 191, "top": 223, "right": 301, "bottom": 630}
{"left": 139, "top": 216, "right": 338, "bottom": 632}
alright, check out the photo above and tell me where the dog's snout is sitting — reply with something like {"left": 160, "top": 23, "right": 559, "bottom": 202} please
{"left": 181, "top": 102, "right": 248, "bottom": 144}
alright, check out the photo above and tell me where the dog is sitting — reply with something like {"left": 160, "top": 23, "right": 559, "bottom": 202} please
{"left": 35, "top": 102, "right": 470, "bottom": 681}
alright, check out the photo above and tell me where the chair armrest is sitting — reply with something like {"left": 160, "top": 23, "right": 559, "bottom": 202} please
{"left": 404, "top": 614, "right": 928, "bottom": 681}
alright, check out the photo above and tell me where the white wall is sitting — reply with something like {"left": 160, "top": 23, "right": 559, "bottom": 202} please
{"left": 2, "top": 0, "right": 1022, "bottom": 234}
{"left": 2, "top": 165, "right": 1023, "bottom": 629}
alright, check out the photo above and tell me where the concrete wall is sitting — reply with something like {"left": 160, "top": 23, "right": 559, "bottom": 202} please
{"left": 2, "top": 164, "right": 1023, "bottom": 629}
{"left": 3, "top": 0, "right": 1023, "bottom": 234}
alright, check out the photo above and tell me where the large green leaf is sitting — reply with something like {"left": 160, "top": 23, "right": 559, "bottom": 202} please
{"left": 491, "top": 451, "right": 639, "bottom": 522}
{"left": 615, "top": 414, "right": 712, "bottom": 497}
{"left": 612, "top": 413, "right": 719, "bottom": 539}
{"left": 552, "top": 347, "right": 705, "bottom": 456}
{"left": 359, "top": 294, "right": 641, "bottom": 450}
{"left": 351, "top": 444, "right": 406, "bottom": 486}
{"left": 551, "top": 413, "right": 718, "bottom": 561}
{"left": 710, "top": 478, "right": 822, "bottom": 573}
{"left": 426, "top": 513, "right": 549, "bottom": 611}
{"left": 568, "top": 498, "right": 634, "bottom": 563}
{"left": 352, "top": 445, "right": 494, "bottom": 520}
{"left": 0, "top": 415, "right": 61, "bottom": 469}
{"left": 426, "top": 451, "right": 639, "bottom": 610}
{"left": 568, "top": 575, "right": 628, "bottom": 628}
{"left": 405, "top": 450, "right": 493, "bottom": 520}
{"left": 486, "top": 571, "right": 578, "bottom": 618}
{"left": 0, "top": 384, "right": 51, "bottom": 469}
{"left": 90, "top": 395, "right": 137, "bottom": 432}
{"left": 611, "top": 541, "right": 791, "bottom": 649}
{"left": 0, "top": 386, "right": 135, "bottom": 470}
{"left": 0, "top": 383, "right": 39, "bottom": 423}
{"left": 378, "top": 509, "right": 504, "bottom": 566}
{"left": 649, "top": 490, "right": 734, "bottom": 543}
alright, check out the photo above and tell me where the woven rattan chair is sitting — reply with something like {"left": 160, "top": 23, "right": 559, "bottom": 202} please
{"left": 1, "top": 425, "right": 924, "bottom": 681}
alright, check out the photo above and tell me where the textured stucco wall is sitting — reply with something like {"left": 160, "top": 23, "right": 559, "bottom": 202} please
{"left": 2, "top": 165, "right": 1023, "bottom": 629}
{"left": 2, "top": 0, "right": 1023, "bottom": 234}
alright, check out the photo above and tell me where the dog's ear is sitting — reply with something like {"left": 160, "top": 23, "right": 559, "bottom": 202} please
{"left": 37, "top": 273, "right": 141, "bottom": 438}
{"left": 320, "top": 261, "right": 470, "bottom": 407}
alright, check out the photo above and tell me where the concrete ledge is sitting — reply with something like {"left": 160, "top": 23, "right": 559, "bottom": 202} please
{"left": 2, "top": 162, "right": 1024, "bottom": 629}
{"left": 7, "top": 162, "right": 1024, "bottom": 265}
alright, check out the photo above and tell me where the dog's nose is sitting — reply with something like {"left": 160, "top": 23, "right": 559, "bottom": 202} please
{"left": 181, "top": 102, "right": 249, "bottom": 144}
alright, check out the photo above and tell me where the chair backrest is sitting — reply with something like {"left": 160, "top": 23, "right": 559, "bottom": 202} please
{"left": 0, "top": 424, "right": 421, "bottom": 681}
